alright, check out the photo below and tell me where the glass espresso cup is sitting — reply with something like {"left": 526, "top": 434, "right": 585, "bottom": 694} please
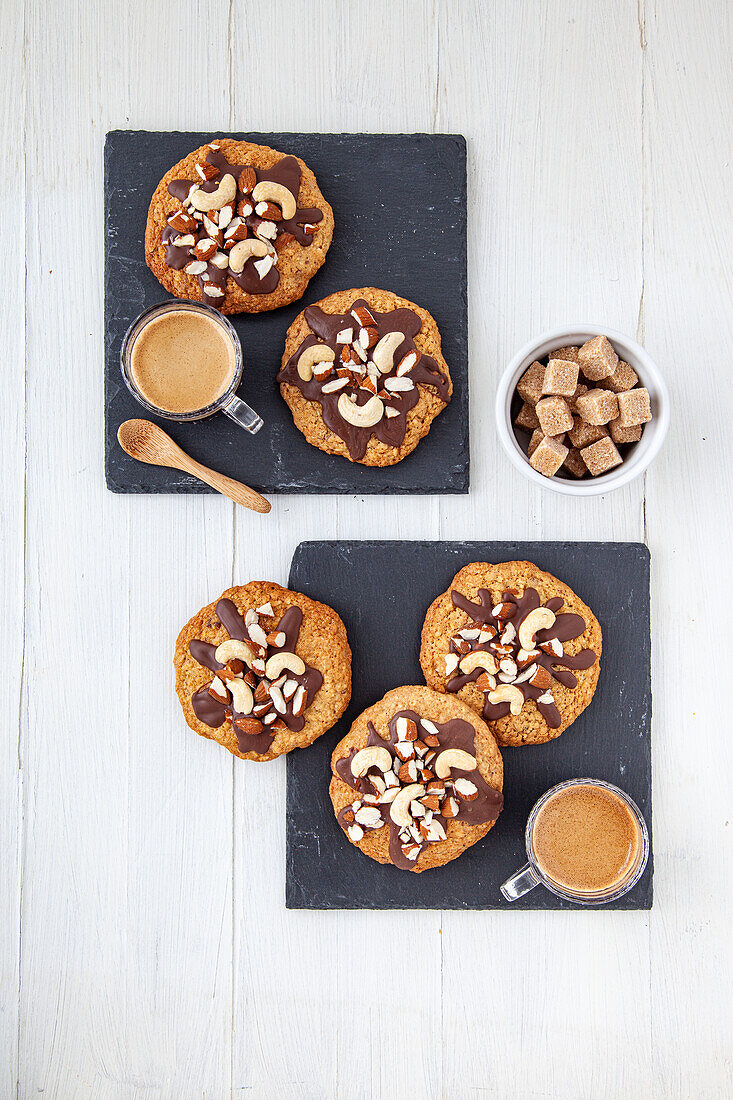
{"left": 501, "top": 778, "right": 649, "bottom": 905}
{"left": 120, "top": 300, "right": 263, "bottom": 434}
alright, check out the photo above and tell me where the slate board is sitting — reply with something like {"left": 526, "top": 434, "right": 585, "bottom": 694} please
{"left": 104, "top": 131, "right": 468, "bottom": 495}
{"left": 286, "top": 541, "right": 653, "bottom": 910}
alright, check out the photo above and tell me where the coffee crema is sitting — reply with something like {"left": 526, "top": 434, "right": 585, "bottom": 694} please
{"left": 129, "top": 309, "right": 236, "bottom": 415}
{"left": 532, "top": 783, "right": 641, "bottom": 894}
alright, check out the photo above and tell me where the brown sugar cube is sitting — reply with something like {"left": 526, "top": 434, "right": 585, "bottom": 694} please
{"left": 542, "top": 358, "right": 580, "bottom": 397}
{"left": 563, "top": 447, "right": 587, "bottom": 478}
{"left": 568, "top": 415, "right": 608, "bottom": 449}
{"left": 516, "top": 361, "right": 546, "bottom": 405}
{"left": 609, "top": 417, "right": 642, "bottom": 444}
{"left": 528, "top": 428, "right": 565, "bottom": 457}
{"left": 529, "top": 435, "right": 569, "bottom": 477}
{"left": 574, "top": 388, "right": 619, "bottom": 425}
{"left": 527, "top": 428, "right": 544, "bottom": 457}
{"left": 578, "top": 335, "right": 619, "bottom": 381}
{"left": 514, "top": 402, "right": 540, "bottom": 431}
{"left": 569, "top": 383, "right": 589, "bottom": 413}
{"left": 616, "top": 387, "right": 652, "bottom": 427}
{"left": 603, "top": 360, "right": 639, "bottom": 393}
{"left": 580, "top": 437, "right": 623, "bottom": 476}
{"left": 536, "top": 396, "right": 574, "bottom": 436}
{"left": 550, "top": 345, "right": 580, "bottom": 363}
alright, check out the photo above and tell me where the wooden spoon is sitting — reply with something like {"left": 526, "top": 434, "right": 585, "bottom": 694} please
{"left": 117, "top": 419, "right": 271, "bottom": 514}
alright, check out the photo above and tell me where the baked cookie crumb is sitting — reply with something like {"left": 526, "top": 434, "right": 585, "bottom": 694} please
{"left": 175, "top": 582, "right": 350, "bottom": 760}
{"left": 329, "top": 685, "right": 503, "bottom": 872}
{"left": 278, "top": 288, "right": 452, "bottom": 465}
{"left": 420, "top": 561, "right": 602, "bottom": 746}
{"left": 145, "top": 138, "right": 333, "bottom": 313}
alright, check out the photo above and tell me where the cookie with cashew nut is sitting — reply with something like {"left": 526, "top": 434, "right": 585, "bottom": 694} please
{"left": 329, "top": 686, "right": 503, "bottom": 873}
{"left": 420, "top": 561, "right": 602, "bottom": 747}
{"left": 145, "top": 138, "right": 334, "bottom": 313}
{"left": 278, "top": 288, "right": 452, "bottom": 466}
{"left": 174, "top": 581, "right": 351, "bottom": 761}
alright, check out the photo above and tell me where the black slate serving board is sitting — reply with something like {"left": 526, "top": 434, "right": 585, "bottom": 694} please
{"left": 104, "top": 131, "right": 468, "bottom": 495}
{"left": 286, "top": 541, "right": 652, "bottom": 910}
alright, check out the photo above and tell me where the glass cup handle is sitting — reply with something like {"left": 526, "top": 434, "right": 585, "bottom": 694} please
{"left": 221, "top": 394, "right": 263, "bottom": 435}
{"left": 500, "top": 862, "right": 541, "bottom": 901}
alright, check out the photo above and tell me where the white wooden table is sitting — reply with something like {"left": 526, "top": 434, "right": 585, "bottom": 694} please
{"left": 3, "top": 1, "right": 732, "bottom": 1096}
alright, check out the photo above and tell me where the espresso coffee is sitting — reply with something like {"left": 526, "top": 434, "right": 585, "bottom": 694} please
{"left": 129, "top": 309, "right": 236, "bottom": 415}
{"left": 532, "top": 783, "right": 641, "bottom": 894}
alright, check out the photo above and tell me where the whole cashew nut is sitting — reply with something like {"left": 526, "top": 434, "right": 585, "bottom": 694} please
{"left": 227, "top": 678, "right": 254, "bottom": 716}
{"left": 251, "top": 180, "right": 297, "bottom": 220}
{"left": 228, "top": 237, "right": 270, "bottom": 274}
{"left": 265, "top": 651, "right": 306, "bottom": 680}
{"left": 190, "top": 173, "right": 237, "bottom": 212}
{"left": 517, "top": 607, "right": 556, "bottom": 651}
{"left": 371, "top": 331, "right": 404, "bottom": 374}
{"left": 350, "top": 746, "right": 393, "bottom": 777}
{"left": 434, "top": 749, "right": 477, "bottom": 779}
{"left": 296, "top": 343, "right": 335, "bottom": 382}
{"left": 337, "top": 393, "right": 384, "bottom": 427}
{"left": 389, "top": 783, "right": 426, "bottom": 827}
{"left": 488, "top": 684, "right": 525, "bottom": 715}
{"left": 458, "top": 651, "right": 499, "bottom": 676}
{"left": 214, "top": 638, "right": 256, "bottom": 667}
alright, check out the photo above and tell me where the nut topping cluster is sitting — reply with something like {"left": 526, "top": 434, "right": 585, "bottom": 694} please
{"left": 444, "top": 587, "right": 597, "bottom": 729}
{"left": 299, "top": 304, "right": 421, "bottom": 426}
{"left": 335, "top": 709, "right": 503, "bottom": 870}
{"left": 163, "top": 144, "right": 322, "bottom": 304}
{"left": 189, "top": 598, "right": 322, "bottom": 753}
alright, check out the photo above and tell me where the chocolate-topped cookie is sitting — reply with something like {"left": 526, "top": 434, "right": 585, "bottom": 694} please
{"left": 278, "top": 288, "right": 452, "bottom": 465}
{"left": 175, "top": 582, "right": 350, "bottom": 761}
{"left": 329, "top": 686, "right": 503, "bottom": 872}
{"left": 420, "top": 561, "right": 602, "bottom": 747}
{"left": 145, "top": 138, "right": 334, "bottom": 313}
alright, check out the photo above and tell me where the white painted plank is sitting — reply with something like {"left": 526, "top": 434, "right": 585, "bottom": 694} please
{"left": 121, "top": 496, "right": 234, "bottom": 1096}
{"left": 18, "top": 1, "right": 234, "bottom": 1096}
{"left": 228, "top": 3, "right": 444, "bottom": 1096}
{"left": 434, "top": 0, "right": 646, "bottom": 549}
{"left": 434, "top": 3, "right": 655, "bottom": 1097}
{"left": 0, "top": 0, "right": 25, "bottom": 1094}
{"left": 643, "top": 1, "right": 733, "bottom": 1096}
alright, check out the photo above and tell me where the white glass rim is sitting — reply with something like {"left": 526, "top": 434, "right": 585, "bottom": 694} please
{"left": 524, "top": 777, "right": 650, "bottom": 905}
{"left": 120, "top": 298, "right": 243, "bottom": 422}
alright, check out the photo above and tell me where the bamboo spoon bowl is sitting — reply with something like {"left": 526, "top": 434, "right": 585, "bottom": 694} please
{"left": 117, "top": 419, "right": 271, "bottom": 513}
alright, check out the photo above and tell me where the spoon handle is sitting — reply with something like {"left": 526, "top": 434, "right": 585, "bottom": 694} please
{"left": 173, "top": 450, "right": 271, "bottom": 513}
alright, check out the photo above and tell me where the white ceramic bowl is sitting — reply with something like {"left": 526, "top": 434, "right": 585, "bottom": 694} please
{"left": 495, "top": 324, "right": 670, "bottom": 496}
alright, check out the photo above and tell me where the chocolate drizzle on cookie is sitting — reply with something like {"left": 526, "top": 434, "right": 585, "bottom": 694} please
{"left": 162, "top": 143, "right": 323, "bottom": 305}
{"left": 189, "top": 597, "right": 322, "bottom": 755}
{"left": 277, "top": 298, "right": 451, "bottom": 460}
{"left": 334, "top": 708, "right": 503, "bottom": 871}
{"left": 445, "top": 587, "right": 597, "bottom": 729}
